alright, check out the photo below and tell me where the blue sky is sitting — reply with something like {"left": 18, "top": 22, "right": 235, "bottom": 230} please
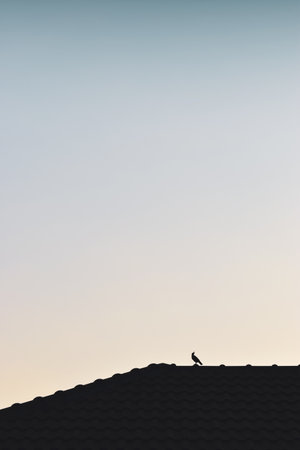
{"left": 1, "top": 0, "right": 300, "bottom": 408}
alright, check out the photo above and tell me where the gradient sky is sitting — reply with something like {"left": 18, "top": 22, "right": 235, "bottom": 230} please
{"left": 1, "top": 0, "right": 300, "bottom": 409}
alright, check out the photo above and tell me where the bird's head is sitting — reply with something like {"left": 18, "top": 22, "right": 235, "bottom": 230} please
{"left": 192, "top": 352, "right": 195, "bottom": 355}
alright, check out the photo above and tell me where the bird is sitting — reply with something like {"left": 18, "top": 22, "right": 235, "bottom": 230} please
{"left": 191, "top": 352, "right": 203, "bottom": 366}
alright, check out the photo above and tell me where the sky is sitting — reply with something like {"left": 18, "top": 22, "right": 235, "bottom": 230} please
{"left": 1, "top": 0, "right": 300, "bottom": 409}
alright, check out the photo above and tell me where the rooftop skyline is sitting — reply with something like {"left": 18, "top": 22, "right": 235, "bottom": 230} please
{"left": 1, "top": 0, "right": 300, "bottom": 409}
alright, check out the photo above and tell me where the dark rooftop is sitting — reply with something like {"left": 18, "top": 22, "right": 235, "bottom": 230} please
{"left": 1, "top": 364, "right": 300, "bottom": 449}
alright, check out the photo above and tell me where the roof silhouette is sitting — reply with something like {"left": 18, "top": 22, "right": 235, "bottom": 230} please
{"left": 1, "top": 364, "right": 300, "bottom": 449}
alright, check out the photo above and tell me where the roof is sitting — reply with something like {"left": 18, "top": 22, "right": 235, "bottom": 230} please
{"left": 1, "top": 364, "right": 300, "bottom": 449}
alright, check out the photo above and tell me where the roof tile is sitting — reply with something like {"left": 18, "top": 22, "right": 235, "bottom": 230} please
{"left": 1, "top": 365, "right": 300, "bottom": 448}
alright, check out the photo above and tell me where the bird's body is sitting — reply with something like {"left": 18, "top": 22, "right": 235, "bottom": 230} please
{"left": 191, "top": 352, "right": 203, "bottom": 365}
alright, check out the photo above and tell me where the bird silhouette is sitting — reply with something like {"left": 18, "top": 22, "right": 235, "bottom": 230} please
{"left": 191, "top": 352, "right": 203, "bottom": 365}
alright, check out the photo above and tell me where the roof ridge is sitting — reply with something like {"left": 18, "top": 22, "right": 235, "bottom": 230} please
{"left": 2, "top": 363, "right": 300, "bottom": 412}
